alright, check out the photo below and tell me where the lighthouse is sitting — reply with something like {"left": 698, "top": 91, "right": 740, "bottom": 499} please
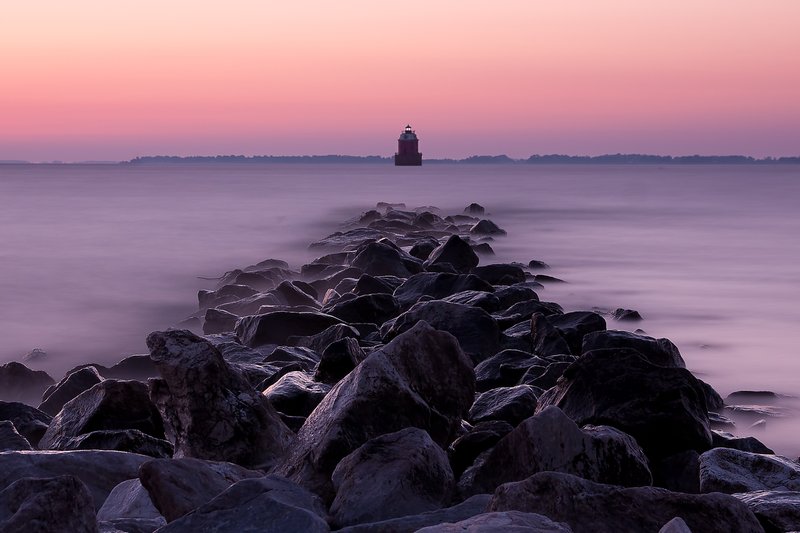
{"left": 394, "top": 124, "right": 422, "bottom": 166}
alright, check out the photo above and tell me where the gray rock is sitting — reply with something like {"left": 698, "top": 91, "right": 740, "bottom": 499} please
{"left": 330, "top": 428, "right": 454, "bottom": 527}
{"left": 38, "top": 366, "right": 104, "bottom": 417}
{"left": 464, "top": 203, "right": 485, "bottom": 215}
{"left": 494, "top": 286, "right": 538, "bottom": 309}
{"left": 699, "top": 448, "right": 800, "bottom": 493}
{"left": 488, "top": 471, "right": 764, "bottom": 533}
{"left": 581, "top": 329, "right": 686, "bottom": 368}
{"left": 0, "top": 420, "right": 32, "bottom": 451}
{"left": 415, "top": 511, "right": 573, "bottom": 533}
{"left": 235, "top": 311, "right": 343, "bottom": 347}
{"left": 0, "top": 475, "right": 98, "bottom": 533}
{"left": 146, "top": 329, "right": 295, "bottom": 468}
{"left": 659, "top": 517, "right": 693, "bottom": 533}
{"left": 734, "top": 490, "right": 800, "bottom": 533}
{"left": 97, "top": 479, "right": 162, "bottom": 521}
{"left": 468, "top": 385, "right": 539, "bottom": 426}
{"left": 0, "top": 361, "right": 55, "bottom": 405}
{"left": 264, "top": 371, "right": 331, "bottom": 417}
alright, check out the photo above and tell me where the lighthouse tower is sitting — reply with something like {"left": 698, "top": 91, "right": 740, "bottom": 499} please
{"left": 394, "top": 124, "right": 422, "bottom": 166}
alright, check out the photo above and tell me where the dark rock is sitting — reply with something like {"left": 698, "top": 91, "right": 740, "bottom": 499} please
{"left": 0, "top": 475, "right": 98, "bottom": 533}
{"left": 533, "top": 274, "right": 565, "bottom": 283}
{"left": 536, "top": 348, "right": 712, "bottom": 459}
{"left": 470, "top": 219, "right": 506, "bottom": 236}
{"left": 530, "top": 313, "right": 571, "bottom": 356}
{"left": 581, "top": 329, "right": 686, "bottom": 368}
{"left": 519, "top": 361, "right": 571, "bottom": 390}
{"left": 263, "top": 345, "right": 321, "bottom": 370}
{"left": 330, "top": 428, "right": 455, "bottom": 527}
{"left": 0, "top": 361, "right": 55, "bottom": 405}
{"left": 415, "top": 511, "right": 572, "bottom": 533}
{"left": 471, "top": 242, "right": 495, "bottom": 256}
{"left": 488, "top": 471, "right": 764, "bottom": 533}
{"left": 471, "top": 264, "right": 526, "bottom": 285}
{"left": 385, "top": 301, "right": 500, "bottom": 363}
{"left": 711, "top": 431, "right": 774, "bottom": 454}
{"left": 293, "top": 323, "right": 361, "bottom": 354}
{"left": 198, "top": 284, "right": 257, "bottom": 309}
{"left": 278, "top": 322, "right": 474, "bottom": 499}
{"left": 699, "top": 381, "right": 725, "bottom": 412}
{"left": 492, "top": 284, "right": 538, "bottom": 310}
{"left": 216, "top": 291, "right": 281, "bottom": 315}
{"left": 409, "top": 238, "right": 441, "bottom": 260}
{"left": 460, "top": 406, "right": 652, "bottom": 497}
{"left": 0, "top": 421, "right": 32, "bottom": 451}
{"left": 232, "top": 270, "right": 274, "bottom": 291}
{"left": 652, "top": 450, "right": 701, "bottom": 493}
{"left": 474, "top": 349, "right": 547, "bottom": 392}
{"left": 468, "top": 385, "right": 539, "bottom": 426}
{"left": 0, "top": 401, "right": 52, "bottom": 448}
{"left": 62, "top": 429, "right": 173, "bottom": 458}
{"left": 309, "top": 266, "right": 365, "bottom": 294}
{"left": 527, "top": 260, "right": 550, "bottom": 269}
{"left": 38, "top": 366, "right": 104, "bottom": 417}
{"left": 500, "top": 321, "right": 534, "bottom": 352}
{"left": 725, "top": 391, "right": 784, "bottom": 404}
{"left": 424, "top": 235, "right": 480, "bottom": 273}
{"left": 393, "top": 272, "right": 494, "bottom": 309}
{"left": 448, "top": 420, "right": 514, "bottom": 478}
{"left": 264, "top": 371, "right": 331, "bottom": 417}
{"left": 442, "top": 290, "right": 501, "bottom": 312}
{"left": 351, "top": 241, "right": 423, "bottom": 277}
{"left": 613, "top": 308, "right": 643, "bottom": 321}
{"left": 464, "top": 203, "right": 485, "bottom": 215}
{"left": 313, "top": 337, "right": 366, "bottom": 385}
{"left": 310, "top": 228, "right": 391, "bottom": 250}
{"left": 546, "top": 311, "right": 607, "bottom": 356}
{"left": 138, "top": 457, "right": 262, "bottom": 522}
{"left": 493, "top": 300, "right": 562, "bottom": 329}
{"left": 735, "top": 490, "right": 800, "bottom": 533}
{"left": 146, "top": 329, "right": 295, "bottom": 468}
{"left": 235, "top": 311, "right": 343, "bottom": 347}
{"left": 96, "top": 478, "right": 162, "bottom": 523}
{"left": 103, "top": 355, "right": 159, "bottom": 381}
{"left": 245, "top": 258, "right": 290, "bottom": 271}
{"left": 202, "top": 308, "right": 239, "bottom": 334}
{"left": 698, "top": 448, "right": 800, "bottom": 493}
{"left": 325, "top": 293, "right": 401, "bottom": 325}
{"left": 154, "top": 476, "right": 329, "bottom": 533}
{"left": 272, "top": 280, "right": 320, "bottom": 308}
{"left": 353, "top": 273, "right": 396, "bottom": 295}
{"left": 659, "top": 517, "right": 693, "bottom": 533}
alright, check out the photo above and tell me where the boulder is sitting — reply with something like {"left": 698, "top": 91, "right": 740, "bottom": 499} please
{"left": 202, "top": 308, "right": 239, "bottom": 334}
{"left": 146, "top": 329, "right": 295, "bottom": 468}
{"left": 393, "top": 272, "right": 494, "bottom": 309}
{"left": 519, "top": 361, "right": 572, "bottom": 390}
{"left": 0, "top": 421, "right": 32, "bottom": 451}
{"left": 530, "top": 313, "right": 571, "bottom": 356}
{"left": 698, "top": 448, "right": 800, "bottom": 493}
{"left": 198, "top": 283, "right": 258, "bottom": 309}
{"left": 494, "top": 300, "right": 563, "bottom": 329}
{"left": 488, "top": 471, "right": 765, "bottom": 533}
{"left": 415, "top": 511, "right": 573, "bottom": 533}
{"left": 527, "top": 260, "right": 550, "bottom": 270}
{"left": 470, "top": 219, "right": 506, "bottom": 236}
{"left": 0, "top": 401, "right": 52, "bottom": 448}
{"left": 279, "top": 322, "right": 474, "bottom": 499}
{"left": 313, "top": 337, "right": 366, "bottom": 385}
{"left": 581, "top": 329, "right": 685, "bottom": 368}
{"left": 494, "top": 286, "right": 539, "bottom": 309}
{"left": 61, "top": 429, "right": 173, "bottom": 458}
{"left": 474, "top": 350, "right": 547, "bottom": 392}
{"left": 711, "top": 431, "right": 774, "bottom": 454}
{"left": 424, "top": 235, "right": 480, "bottom": 273}
{"left": 263, "top": 345, "right": 321, "bottom": 370}
{"left": 409, "top": 238, "right": 441, "bottom": 261}
{"left": 293, "top": 323, "right": 361, "bottom": 353}
{"left": 545, "top": 311, "right": 607, "bottom": 356}
{"left": 613, "top": 308, "right": 643, "bottom": 321}
{"left": 330, "top": 428, "right": 455, "bottom": 527}
{"left": 385, "top": 301, "right": 500, "bottom": 363}
{"left": 659, "top": 517, "right": 693, "bottom": 533}
{"left": 471, "top": 264, "right": 526, "bottom": 285}
{"left": 138, "top": 457, "right": 262, "bottom": 522}
{"left": 38, "top": 366, "right": 104, "bottom": 417}
{"left": 536, "top": 348, "right": 712, "bottom": 459}
{"left": 325, "top": 293, "right": 401, "bottom": 325}
{"left": 351, "top": 241, "right": 423, "bottom": 277}
{"left": 272, "top": 280, "right": 320, "bottom": 308}
{"left": 464, "top": 203, "right": 485, "bottom": 215}
{"left": 39, "top": 380, "right": 164, "bottom": 450}
{"left": 235, "top": 311, "right": 343, "bottom": 347}
{"left": 734, "top": 490, "right": 800, "bottom": 533}
{"left": 103, "top": 354, "right": 159, "bottom": 381}
{"left": 448, "top": 420, "right": 515, "bottom": 479}
{"left": 97, "top": 479, "right": 162, "bottom": 522}
{"left": 460, "top": 406, "right": 652, "bottom": 496}
{"left": 652, "top": 450, "right": 701, "bottom": 494}
{"left": 0, "top": 475, "right": 98, "bottom": 533}
{"left": 471, "top": 242, "right": 495, "bottom": 256}
{"left": 0, "top": 362, "right": 54, "bottom": 405}
{"left": 468, "top": 385, "right": 539, "bottom": 426}
{"left": 353, "top": 273, "right": 398, "bottom": 295}
{"left": 442, "top": 290, "right": 501, "bottom": 312}
{"left": 154, "top": 476, "right": 329, "bottom": 533}
{"left": 264, "top": 371, "right": 331, "bottom": 417}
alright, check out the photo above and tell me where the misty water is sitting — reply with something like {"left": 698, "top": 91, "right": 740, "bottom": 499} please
{"left": 1, "top": 163, "right": 799, "bottom": 455}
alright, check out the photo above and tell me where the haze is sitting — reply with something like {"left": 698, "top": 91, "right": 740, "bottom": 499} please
{"left": 1, "top": 1, "right": 799, "bottom": 161}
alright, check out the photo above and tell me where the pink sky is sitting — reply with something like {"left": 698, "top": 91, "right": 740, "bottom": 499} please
{"left": 1, "top": 1, "right": 799, "bottom": 161}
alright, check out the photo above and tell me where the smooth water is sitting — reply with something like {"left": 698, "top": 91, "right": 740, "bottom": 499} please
{"left": 1, "top": 163, "right": 799, "bottom": 454}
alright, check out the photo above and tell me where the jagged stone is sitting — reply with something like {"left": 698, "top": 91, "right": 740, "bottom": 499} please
{"left": 38, "top": 366, "right": 103, "bottom": 417}
{"left": 424, "top": 235, "right": 480, "bottom": 273}
{"left": 0, "top": 361, "right": 54, "bottom": 405}
{"left": 0, "top": 475, "right": 98, "bottom": 533}
{"left": 699, "top": 448, "right": 800, "bottom": 493}
{"left": 0, "top": 420, "right": 32, "bottom": 451}
{"left": 235, "top": 311, "right": 343, "bottom": 347}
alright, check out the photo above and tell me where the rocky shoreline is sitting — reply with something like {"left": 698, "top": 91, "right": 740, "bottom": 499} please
{"left": 1, "top": 202, "right": 798, "bottom": 532}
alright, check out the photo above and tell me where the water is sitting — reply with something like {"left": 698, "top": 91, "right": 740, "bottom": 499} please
{"left": 1, "top": 163, "right": 799, "bottom": 454}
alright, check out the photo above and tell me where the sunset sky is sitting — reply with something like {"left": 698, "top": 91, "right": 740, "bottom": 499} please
{"left": 1, "top": 1, "right": 799, "bottom": 161}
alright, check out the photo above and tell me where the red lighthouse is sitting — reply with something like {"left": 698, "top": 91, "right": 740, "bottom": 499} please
{"left": 394, "top": 124, "right": 422, "bottom": 166}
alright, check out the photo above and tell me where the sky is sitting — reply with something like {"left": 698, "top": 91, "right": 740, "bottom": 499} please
{"left": 1, "top": 1, "right": 799, "bottom": 161}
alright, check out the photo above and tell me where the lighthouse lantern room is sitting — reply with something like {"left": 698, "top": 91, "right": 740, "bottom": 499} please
{"left": 394, "top": 124, "right": 422, "bottom": 166}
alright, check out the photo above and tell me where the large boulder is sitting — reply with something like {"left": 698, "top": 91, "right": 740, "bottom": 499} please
{"left": 154, "top": 476, "right": 329, "bottom": 533}
{"left": 0, "top": 475, "right": 98, "bottom": 533}
{"left": 468, "top": 385, "right": 539, "bottom": 426}
{"left": 235, "top": 311, "right": 343, "bottom": 347}
{"left": 138, "top": 457, "right": 262, "bottom": 522}
{"left": 350, "top": 241, "right": 423, "bottom": 277}
{"left": 38, "top": 379, "right": 164, "bottom": 450}
{"left": 698, "top": 448, "right": 800, "bottom": 493}
{"left": 330, "top": 428, "right": 455, "bottom": 527}
{"left": 488, "top": 472, "right": 765, "bottom": 533}
{"left": 424, "top": 235, "right": 480, "bottom": 273}
{"left": 449, "top": 421, "right": 515, "bottom": 479}
{"left": 0, "top": 362, "right": 54, "bottom": 405}
{"left": 393, "top": 272, "right": 494, "bottom": 309}
{"left": 146, "top": 329, "right": 295, "bottom": 468}
{"left": 474, "top": 350, "right": 548, "bottom": 392}
{"left": 96, "top": 478, "right": 162, "bottom": 522}
{"left": 0, "top": 421, "right": 32, "bottom": 451}
{"left": 264, "top": 371, "right": 331, "bottom": 417}
{"left": 460, "top": 406, "right": 651, "bottom": 496}
{"left": 581, "top": 330, "right": 685, "bottom": 368}
{"left": 279, "top": 322, "right": 474, "bottom": 499}
{"left": 545, "top": 311, "right": 607, "bottom": 356}
{"left": 385, "top": 301, "right": 500, "bottom": 363}
{"left": 734, "top": 490, "right": 800, "bottom": 533}
{"left": 0, "top": 401, "right": 52, "bottom": 448}
{"left": 325, "top": 293, "right": 401, "bottom": 325}
{"left": 442, "top": 290, "right": 501, "bottom": 312}
{"left": 61, "top": 429, "right": 173, "bottom": 458}
{"left": 38, "top": 366, "right": 103, "bottom": 417}
{"left": 415, "top": 511, "right": 572, "bottom": 533}
{"left": 313, "top": 338, "right": 366, "bottom": 385}
{"left": 536, "top": 348, "right": 711, "bottom": 459}
{"left": 471, "top": 264, "right": 526, "bottom": 285}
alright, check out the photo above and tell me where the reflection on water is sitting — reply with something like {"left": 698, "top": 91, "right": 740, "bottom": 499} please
{"left": 1, "top": 163, "right": 799, "bottom": 455}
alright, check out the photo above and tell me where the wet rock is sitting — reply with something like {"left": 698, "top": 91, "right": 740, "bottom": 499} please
{"left": 424, "top": 235, "right": 480, "bottom": 273}
{"left": 464, "top": 203, "right": 485, "bottom": 215}
{"left": 38, "top": 366, "right": 104, "bottom": 417}
{"left": 488, "top": 471, "right": 764, "bottom": 533}
{"left": 613, "top": 308, "right": 643, "bottom": 321}
{"left": 546, "top": 311, "right": 607, "bottom": 356}
{"left": 0, "top": 475, "right": 98, "bottom": 533}
{"left": 468, "top": 385, "right": 539, "bottom": 426}
{"left": 393, "top": 272, "right": 494, "bottom": 309}
{"left": 442, "top": 290, "right": 501, "bottom": 312}
{"left": 0, "top": 420, "right": 32, "bottom": 451}
{"left": 474, "top": 349, "right": 547, "bottom": 392}
{"left": 581, "top": 329, "right": 686, "bottom": 368}
{"left": 711, "top": 431, "right": 774, "bottom": 454}
{"left": 62, "top": 429, "right": 173, "bottom": 458}
{"left": 520, "top": 361, "right": 572, "bottom": 390}
{"left": 279, "top": 322, "right": 474, "bottom": 499}
{"left": 216, "top": 291, "right": 282, "bottom": 315}
{"left": 449, "top": 420, "right": 514, "bottom": 478}
{"left": 138, "top": 457, "right": 262, "bottom": 522}
{"left": 470, "top": 219, "right": 506, "bottom": 236}
{"left": 38, "top": 379, "right": 164, "bottom": 450}
{"left": 0, "top": 361, "right": 55, "bottom": 405}
{"left": 330, "top": 428, "right": 455, "bottom": 527}
{"left": 202, "top": 308, "right": 239, "bottom": 334}
{"left": 154, "top": 476, "right": 329, "bottom": 533}
{"left": 351, "top": 241, "right": 423, "bottom": 277}
{"left": 698, "top": 448, "right": 800, "bottom": 493}
{"left": 460, "top": 406, "right": 651, "bottom": 496}
{"left": 530, "top": 313, "right": 571, "bottom": 356}
{"left": 264, "top": 371, "right": 331, "bottom": 417}
{"left": 146, "top": 329, "right": 295, "bottom": 468}
{"left": 309, "top": 266, "right": 365, "bottom": 294}
{"left": 235, "top": 311, "right": 343, "bottom": 347}
{"left": 325, "top": 293, "right": 401, "bottom": 325}
{"left": 313, "top": 337, "right": 366, "bottom": 385}
{"left": 536, "top": 348, "right": 712, "bottom": 459}
{"left": 471, "top": 264, "right": 526, "bottom": 285}
{"left": 699, "top": 381, "right": 725, "bottom": 412}
{"left": 353, "top": 273, "right": 397, "bottom": 295}
{"left": 0, "top": 401, "right": 52, "bottom": 447}
{"left": 97, "top": 479, "right": 162, "bottom": 522}
{"left": 385, "top": 301, "right": 500, "bottom": 363}
{"left": 416, "top": 511, "right": 573, "bottom": 533}
{"left": 734, "top": 490, "right": 800, "bottom": 533}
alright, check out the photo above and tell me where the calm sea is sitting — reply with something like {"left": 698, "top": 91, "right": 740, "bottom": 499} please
{"left": 1, "top": 163, "right": 799, "bottom": 454}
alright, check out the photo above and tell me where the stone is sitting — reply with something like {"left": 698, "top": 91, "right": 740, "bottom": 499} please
{"left": 468, "top": 385, "right": 539, "bottom": 426}
{"left": 351, "top": 241, "right": 423, "bottom": 277}
{"left": 659, "top": 517, "right": 693, "bottom": 533}
{"left": 493, "top": 300, "right": 563, "bottom": 329}
{"left": 448, "top": 420, "right": 515, "bottom": 478}
{"left": 424, "top": 235, "right": 480, "bottom": 273}
{"left": 474, "top": 350, "right": 548, "bottom": 392}
{"left": 263, "top": 345, "right": 321, "bottom": 370}
{"left": 103, "top": 355, "right": 159, "bottom": 381}
{"left": 734, "top": 490, "right": 800, "bottom": 533}
{"left": 409, "top": 238, "right": 441, "bottom": 260}
{"left": 471, "top": 242, "right": 495, "bottom": 256}
{"left": 711, "top": 431, "right": 774, "bottom": 454}
{"left": 385, "top": 301, "right": 500, "bottom": 363}
{"left": 545, "top": 311, "right": 607, "bottom": 356}
{"left": 293, "top": 323, "right": 361, "bottom": 353}
{"left": 330, "top": 428, "right": 455, "bottom": 527}
{"left": 488, "top": 472, "right": 764, "bottom": 533}
{"left": 698, "top": 448, "right": 800, "bottom": 493}
{"left": 471, "top": 264, "right": 527, "bottom": 285}
{"left": 272, "top": 280, "right": 320, "bottom": 308}
{"left": 198, "top": 283, "right": 258, "bottom": 309}
{"left": 613, "top": 308, "right": 643, "bottom": 321}
{"left": 97, "top": 479, "right": 162, "bottom": 522}
{"left": 0, "top": 450, "right": 150, "bottom": 509}
{"left": 519, "top": 361, "right": 572, "bottom": 390}
{"left": 0, "top": 401, "right": 52, "bottom": 448}
{"left": 38, "top": 366, "right": 104, "bottom": 417}
{"left": 393, "top": 272, "right": 494, "bottom": 309}
{"left": 202, "top": 308, "right": 239, "bottom": 334}
{"left": 460, "top": 406, "right": 652, "bottom": 496}
{"left": 325, "top": 293, "right": 401, "bottom": 325}
{"left": 527, "top": 260, "right": 550, "bottom": 270}
{"left": 464, "top": 203, "right": 485, "bottom": 215}
{"left": 61, "top": 429, "right": 173, "bottom": 458}
{"left": 536, "top": 348, "right": 712, "bottom": 459}
{"left": 235, "top": 311, "right": 343, "bottom": 347}
{"left": 652, "top": 450, "right": 701, "bottom": 493}
{"left": 470, "top": 219, "right": 507, "bottom": 236}
{"left": 279, "top": 322, "right": 474, "bottom": 499}
{"left": 138, "top": 457, "right": 262, "bottom": 522}
{"left": 0, "top": 420, "right": 32, "bottom": 451}
{"left": 415, "top": 511, "right": 573, "bottom": 533}
{"left": 0, "top": 475, "right": 98, "bottom": 533}
{"left": 264, "top": 371, "right": 331, "bottom": 417}
{"left": 530, "top": 313, "right": 571, "bottom": 356}
{"left": 533, "top": 274, "right": 565, "bottom": 283}
{"left": 581, "top": 329, "right": 686, "bottom": 368}
{"left": 0, "top": 361, "right": 55, "bottom": 405}
{"left": 154, "top": 476, "right": 329, "bottom": 533}
{"left": 313, "top": 337, "right": 366, "bottom": 385}
{"left": 353, "top": 273, "right": 397, "bottom": 295}
{"left": 146, "top": 329, "right": 295, "bottom": 468}
{"left": 38, "top": 380, "right": 164, "bottom": 451}
{"left": 442, "top": 290, "right": 501, "bottom": 312}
